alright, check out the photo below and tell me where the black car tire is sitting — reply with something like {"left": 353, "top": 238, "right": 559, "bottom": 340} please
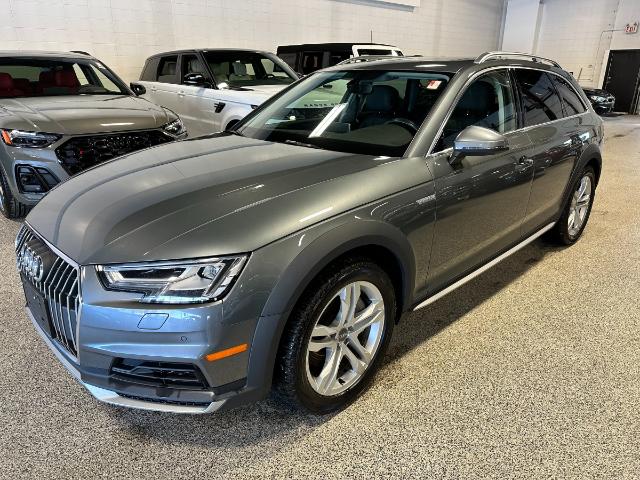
{"left": 274, "top": 257, "right": 396, "bottom": 414}
{"left": 549, "top": 166, "right": 596, "bottom": 245}
{"left": 0, "top": 168, "right": 29, "bottom": 219}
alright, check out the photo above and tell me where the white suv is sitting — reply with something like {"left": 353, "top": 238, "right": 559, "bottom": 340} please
{"left": 135, "top": 49, "right": 299, "bottom": 137}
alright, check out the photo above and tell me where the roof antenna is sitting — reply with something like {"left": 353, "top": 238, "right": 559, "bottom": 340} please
{"left": 370, "top": 30, "right": 373, "bottom": 43}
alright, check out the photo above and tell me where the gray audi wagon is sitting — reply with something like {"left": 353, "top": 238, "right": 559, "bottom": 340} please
{"left": 16, "top": 52, "right": 602, "bottom": 414}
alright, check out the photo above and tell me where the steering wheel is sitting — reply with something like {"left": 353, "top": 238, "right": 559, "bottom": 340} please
{"left": 385, "top": 118, "right": 419, "bottom": 134}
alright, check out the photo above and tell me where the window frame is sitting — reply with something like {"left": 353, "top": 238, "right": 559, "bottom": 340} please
{"left": 426, "top": 66, "right": 590, "bottom": 156}
{"left": 155, "top": 55, "right": 179, "bottom": 84}
{"left": 178, "top": 52, "right": 213, "bottom": 87}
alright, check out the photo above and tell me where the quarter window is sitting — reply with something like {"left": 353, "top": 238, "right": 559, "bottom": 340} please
{"left": 553, "top": 76, "right": 587, "bottom": 116}
{"left": 439, "top": 70, "right": 516, "bottom": 150}
{"left": 514, "top": 69, "right": 564, "bottom": 126}
{"left": 156, "top": 56, "right": 178, "bottom": 84}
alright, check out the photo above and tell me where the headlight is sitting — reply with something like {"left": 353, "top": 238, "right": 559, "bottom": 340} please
{"left": 1, "top": 129, "right": 61, "bottom": 148}
{"left": 96, "top": 256, "right": 247, "bottom": 304}
{"left": 590, "top": 95, "right": 606, "bottom": 102}
{"left": 163, "top": 118, "right": 186, "bottom": 137}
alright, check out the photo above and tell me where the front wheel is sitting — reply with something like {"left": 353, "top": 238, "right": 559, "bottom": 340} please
{"left": 550, "top": 166, "right": 596, "bottom": 245}
{"left": 275, "top": 258, "right": 396, "bottom": 414}
{"left": 0, "top": 168, "right": 29, "bottom": 219}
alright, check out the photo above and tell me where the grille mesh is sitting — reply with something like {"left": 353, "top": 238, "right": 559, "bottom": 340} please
{"left": 16, "top": 226, "right": 80, "bottom": 357}
{"left": 55, "top": 130, "right": 173, "bottom": 175}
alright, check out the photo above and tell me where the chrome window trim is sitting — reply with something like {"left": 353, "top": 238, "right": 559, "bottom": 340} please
{"left": 426, "top": 65, "right": 591, "bottom": 157}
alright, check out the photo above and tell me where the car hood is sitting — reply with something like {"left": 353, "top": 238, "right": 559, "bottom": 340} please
{"left": 27, "top": 133, "right": 406, "bottom": 264}
{"left": 0, "top": 95, "right": 172, "bottom": 134}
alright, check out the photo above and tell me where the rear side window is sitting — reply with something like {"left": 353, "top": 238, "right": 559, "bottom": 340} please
{"left": 514, "top": 69, "right": 564, "bottom": 126}
{"left": 140, "top": 57, "right": 159, "bottom": 81}
{"left": 553, "top": 76, "right": 587, "bottom": 116}
{"left": 156, "top": 56, "right": 178, "bottom": 84}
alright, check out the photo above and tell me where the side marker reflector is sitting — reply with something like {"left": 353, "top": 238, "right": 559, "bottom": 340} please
{"left": 205, "top": 343, "right": 248, "bottom": 362}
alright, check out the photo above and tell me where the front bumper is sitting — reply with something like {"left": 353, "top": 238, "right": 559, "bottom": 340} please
{"left": 27, "top": 307, "right": 226, "bottom": 413}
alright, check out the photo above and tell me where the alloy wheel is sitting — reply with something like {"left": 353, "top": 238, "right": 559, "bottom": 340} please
{"left": 0, "top": 178, "right": 6, "bottom": 213}
{"left": 305, "top": 281, "right": 385, "bottom": 396}
{"left": 567, "top": 175, "right": 592, "bottom": 237}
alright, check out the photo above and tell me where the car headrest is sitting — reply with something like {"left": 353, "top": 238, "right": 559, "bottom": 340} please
{"left": 363, "top": 85, "right": 399, "bottom": 113}
{"left": 457, "top": 81, "right": 494, "bottom": 111}
{"left": 39, "top": 71, "right": 56, "bottom": 85}
{"left": 0, "top": 72, "right": 14, "bottom": 90}
{"left": 232, "top": 62, "right": 247, "bottom": 76}
{"left": 54, "top": 70, "right": 80, "bottom": 88}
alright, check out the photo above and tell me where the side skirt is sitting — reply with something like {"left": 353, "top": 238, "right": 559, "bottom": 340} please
{"left": 413, "top": 222, "right": 555, "bottom": 311}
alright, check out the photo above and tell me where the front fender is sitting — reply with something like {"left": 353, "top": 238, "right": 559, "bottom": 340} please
{"left": 260, "top": 217, "right": 416, "bottom": 319}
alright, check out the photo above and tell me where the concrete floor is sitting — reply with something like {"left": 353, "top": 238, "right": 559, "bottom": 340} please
{"left": 1, "top": 116, "right": 639, "bottom": 479}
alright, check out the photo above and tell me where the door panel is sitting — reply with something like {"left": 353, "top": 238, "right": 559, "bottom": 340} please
{"left": 426, "top": 131, "right": 534, "bottom": 293}
{"left": 519, "top": 121, "right": 580, "bottom": 234}
{"left": 603, "top": 49, "right": 640, "bottom": 113}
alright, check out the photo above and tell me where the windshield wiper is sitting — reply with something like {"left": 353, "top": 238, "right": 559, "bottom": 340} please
{"left": 284, "top": 139, "right": 322, "bottom": 149}
{"left": 225, "top": 129, "right": 244, "bottom": 137}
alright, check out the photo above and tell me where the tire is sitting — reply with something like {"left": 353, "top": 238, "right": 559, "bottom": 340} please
{"left": 0, "top": 168, "right": 29, "bottom": 219}
{"left": 274, "top": 257, "right": 396, "bottom": 414}
{"left": 549, "top": 166, "right": 596, "bottom": 245}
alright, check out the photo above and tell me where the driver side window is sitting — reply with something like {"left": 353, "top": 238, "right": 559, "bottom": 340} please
{"left": 438, "top": 70, "right": 516, "bottom": 151}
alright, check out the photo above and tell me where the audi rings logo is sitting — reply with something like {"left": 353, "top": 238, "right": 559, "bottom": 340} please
{"left": 17, "top": 244, "right": 45, "bottom": 282}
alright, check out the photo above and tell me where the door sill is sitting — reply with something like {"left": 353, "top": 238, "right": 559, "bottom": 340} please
{"left": 413, "top": 222, "right": 555, "bottom": 311}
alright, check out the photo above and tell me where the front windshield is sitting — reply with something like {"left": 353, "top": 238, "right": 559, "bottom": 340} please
{"left": 0, "top": 58, "right": 128, "bottom": 98}
{"left": 238, "top": 70, "right": 450, "bottom": 156}
{"left": 203, "top": 51, "right": 297, "bottom": 89}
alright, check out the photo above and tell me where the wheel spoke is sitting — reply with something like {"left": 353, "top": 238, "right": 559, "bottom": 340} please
{"left": 351, "top": 308, "right": 383, "bottom": 334}
{"left": 338, "top": 283, "right": 360, "bottom": 327}
{"left": 568, "top": 210, "right": 576, "bottom": 230}
{"left": 316, "top": 345, "right": 343, "bottom": 394}
{"left": 308, "top": 337, "right": 335, "bottom": 352}
{"left": 347, "top": 334, "right": 372, "bottom": 364}
{"left": 343, "top": 341, "right": 369, "bottom": 375}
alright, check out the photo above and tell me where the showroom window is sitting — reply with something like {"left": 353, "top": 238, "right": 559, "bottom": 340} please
{"left": 514, "top": 69, "right": 564, "bottom": 126}
{"left": 552, "top": 75, "right": 587, "bottom": 116}
{"left": 156, "top": 56, "right": 178, "bottom": 84}
{"left": 438, "top": 69, "right": 516, "bottom": 150}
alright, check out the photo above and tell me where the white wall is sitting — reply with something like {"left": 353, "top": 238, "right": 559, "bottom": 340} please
{"left": 0, "top": 0, "right": 506, "bottom": 82}
{"left": 534, "top": 0, "right": 620, "bottom": 87}
{"left": 501, "top": 0, "right": 542, "bottom": 53}
{"left": 502, "top": 0, "right": 640, "bottom": 90}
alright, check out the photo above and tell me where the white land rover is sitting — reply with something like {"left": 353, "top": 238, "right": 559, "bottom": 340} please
{"left": 135, "top": 49, "right": 298, "bottom": 137}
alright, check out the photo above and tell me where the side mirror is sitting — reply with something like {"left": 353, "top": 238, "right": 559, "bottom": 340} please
{"left": 183, "top": 72, "right": 209, "bottom": 87}
{"left": 130, "top": 82, "right": 146, "bottom": 96}
{"left": 450, "top": 126, "right": 509, "bottom": 165}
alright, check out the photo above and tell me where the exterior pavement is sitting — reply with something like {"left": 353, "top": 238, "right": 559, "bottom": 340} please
{"left": 1, "top": 115, "right": 638, "bottom": 479}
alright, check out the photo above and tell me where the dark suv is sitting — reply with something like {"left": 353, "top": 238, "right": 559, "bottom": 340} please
{"left": 17, "top": 52, "right": 602, "bottom": 414}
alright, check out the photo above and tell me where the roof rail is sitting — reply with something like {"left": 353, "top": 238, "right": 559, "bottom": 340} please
{"left": 475, "top": 51, "right": 561, "bottom": 68}
{"left": 70, "top": 50, "right": 91, "bottom": 56}
{"left": 337, "top": 55, "right": 409, "bottom": 65}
